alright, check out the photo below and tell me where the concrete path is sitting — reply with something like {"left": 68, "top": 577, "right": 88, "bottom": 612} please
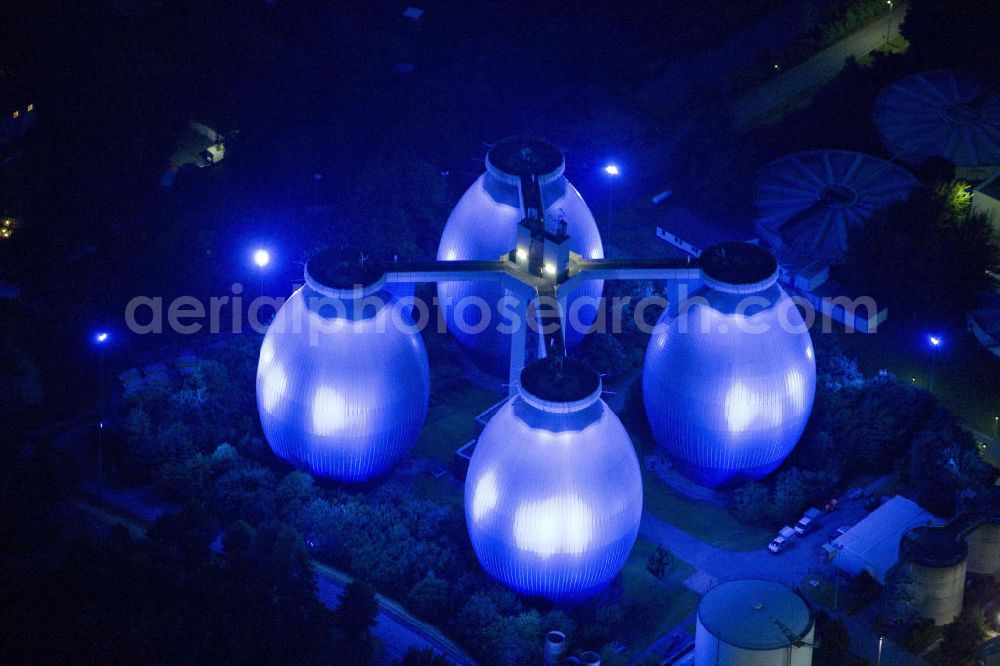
{"left": 734, "top": 2, "right": 908, "bottom": 127}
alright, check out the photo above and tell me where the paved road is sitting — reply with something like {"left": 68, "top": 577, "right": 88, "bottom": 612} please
{"left": 75, "top": 487, "right": 476, "bottom": 666}
{"left": 639, "top": 498, "right": 868, "bottom": 589}
{"left": 639, "top": 0, "right": 845, "bottom": 112}
{"left": 733, "top": 2, "right": 908, "bottom": 127}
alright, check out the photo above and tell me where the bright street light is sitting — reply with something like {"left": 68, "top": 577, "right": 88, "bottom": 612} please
{"left": 253, "top": 248, "right": 271, "bottom": 299}
{"left": 928, "top": 335, "right": 942, "bottom": 392}
{"left": 603, "top": 163, "right": 621, "bottom": 241}
{"left": 885, "top": 0, "right": 894, "bottom": 42}
{"left": 253, "top": 248, "right": 270, "bottom": 268}
{"left": 94, "top": 330, "right": 110, "bottom": 484}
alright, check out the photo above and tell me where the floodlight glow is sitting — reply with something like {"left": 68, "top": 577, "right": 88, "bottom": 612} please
{"left": 516, "top": 248, "right": 527, "bottom": 261}
{"left": 643, "top": 249, "right": 816, "bottom": 488}
{"left": 603, "top": 164, "right": 620, "bottom": 176}
{"left": 465, "top": 371, "right": 642, "bottom": 601}
{"left": 929, "top": 335, "right": 941, "bottom": 347}
{"left": 436, "top": 137, "right": 604, "bottom": 374}
{"left": 96, "top": 332, "right": 109, "bottom": 344}
{"left": 544, "top": 262, "right": 556, "bottom": 276}
{"left": 253, "top": 248, "right": 270, "bottom": 268}
{"left": 256, "top": 280, "right": 430, "bottom": 482}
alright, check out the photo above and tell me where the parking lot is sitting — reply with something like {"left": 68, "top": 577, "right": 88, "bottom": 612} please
{"left": 640, "top": 493, "right": 873, "bottom": 591}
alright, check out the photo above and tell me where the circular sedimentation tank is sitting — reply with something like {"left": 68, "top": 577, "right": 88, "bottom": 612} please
{"left": 437, "top": 136, "right": 604, "bottom": 375}
{"left": 873, "top": 69, "right": 1000, "bottom": 170}
{"left": 643, "top": 242, "right": 816, "bottom": 488}
{"left": 464, "top": 356, "right": 642, "bottom": 601}
{"left": 900, "top": 526, "right": 968, "bottom": 625}
{"left": 695, "top": 579, "right": 815, "bottom": 665}
{"left": 256, "top": 246, "right": 430, "bottom": 481}
{"left": 754, "top": 150, "right": 918, "bottom": 263}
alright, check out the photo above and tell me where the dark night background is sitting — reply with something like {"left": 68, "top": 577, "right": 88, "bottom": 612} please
{"left": 2, "top": 1, "right": 1000, "bottom": 664}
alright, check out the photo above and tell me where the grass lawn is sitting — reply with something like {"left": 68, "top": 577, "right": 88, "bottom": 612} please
{"left": 414, "top": 374, "right": 503, "bottom": 465}
{"left": 799, "top": 573, "right": 840, "bottom": 609}
{"left": 619, "top": 538, "right": 700, "bottom": 661}
{"left": 835, "top": 321, "right": 1000, "bottom": 441}
{"left": 857, "top": 34, "right": 909, "bottom": 66}
{"left": 641, "top": 470, "right": 772, "bottom": 552}
{"left": 412, "top": 474, "right": 463, "bottom": 510}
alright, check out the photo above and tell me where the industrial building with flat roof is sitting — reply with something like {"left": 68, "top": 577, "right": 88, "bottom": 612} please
{"left": 825, "top": 495, "right": 941, "bottom": 584}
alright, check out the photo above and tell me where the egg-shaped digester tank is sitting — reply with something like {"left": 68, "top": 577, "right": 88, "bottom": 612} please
{"left": 437, "top": 137, "right": 604, "bottom": 375}
{"left": 643, "top": 243, "right": 816, "bottom": 488}
{"left": 256, "top": 247, "right": 430, "bottom": 481}
{"left": 465, "top": 356, "right": 642, "bottom": 601}
{"left": 695, "top": 579, "right": 815, "bottom": 665}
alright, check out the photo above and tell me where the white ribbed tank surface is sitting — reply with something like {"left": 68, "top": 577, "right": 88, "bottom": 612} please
{"left": 643, "top": 243, "right": 816, "bottom": 488}
{"left": 464, "top": 356, "right": 642, "bottom": 601}
{"left": 256, "top": 247, "right": 430, "bottom": 482}
{"left": 437, "top": 136, "right": 604, "bottom": 375}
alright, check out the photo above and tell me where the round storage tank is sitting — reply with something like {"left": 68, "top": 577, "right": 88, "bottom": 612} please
{"left": 643, "top": 243, "right": 816, "bottom": 488}
{"left": 873, "top": 69, "right": 1000, "bottom": 171}
{"left": 464, "top": 356, "right": 642, "bottom": 601}
{"left": 437, "top": 136, "right": 604, "bottom": 375}
{"left": 900, "top": 526, "right": 968, "bottom": 625}
{"left": 256, "top": 247, "right": 430, "bottom": 481}
{"left": 754, "top": 150, "right": 918, "bottom": 264}
{"left": 695, "top": 579, "right": 815, "bottom": 665}
{"left": 966, "top": 521, "right": 1000, "bottom": 577}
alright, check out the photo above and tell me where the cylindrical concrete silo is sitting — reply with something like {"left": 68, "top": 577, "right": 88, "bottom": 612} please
{"left": 437, "top": 136, "right": 604, "bottom": 375}
{"left": 695, "top": 579, "right": 815, "bottom": 665}
{"left": 900, "top": 526, "right": 968, "bottom": 625}
{"left": 464, "top": 356, "right": 642, "bottom": 602}
{"left": 256, "top": 247, "right": 430, "bottom": 481}
{"left": 545, "top": 631, "right": 567, "bottom": 665}
{"left": 966, "top": 520, "right": 1000, "bottom": 578}
{"left": 643, "top": 242, "right": 816, "bottom": 488}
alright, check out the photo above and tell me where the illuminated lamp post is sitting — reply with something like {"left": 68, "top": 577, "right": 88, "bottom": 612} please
{"left": 95, "top": 331, "right": 109, "bottom": 484}
{"left": 253, "top": 248, "right": 270, "bottom": 299}
{"left": 928, "top": 335, "right": 942, "bottom": 392}
{"left": 603, "top": 163, "right": 620, "bottom": 241}
{"left": 885, "top": 1, "right": 893, "bottom": 42}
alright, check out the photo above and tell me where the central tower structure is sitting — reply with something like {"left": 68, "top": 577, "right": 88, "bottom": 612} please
{"left": 436, "top": 136, "right": 604, "bottom": 375}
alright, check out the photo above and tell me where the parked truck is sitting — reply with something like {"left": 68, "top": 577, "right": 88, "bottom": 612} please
{"left": 768, "top": 526, "right": 796, "bottom": 554}
{"left": 794, "top": 507, "right": 823, "bottom": 536}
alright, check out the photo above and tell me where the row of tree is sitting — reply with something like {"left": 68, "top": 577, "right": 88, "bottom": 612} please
{"left": 730, "top": 336, "right": 995, "bottom": 527}
{"left": 103, "top": 335, "right": 672, "bottom": 664}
